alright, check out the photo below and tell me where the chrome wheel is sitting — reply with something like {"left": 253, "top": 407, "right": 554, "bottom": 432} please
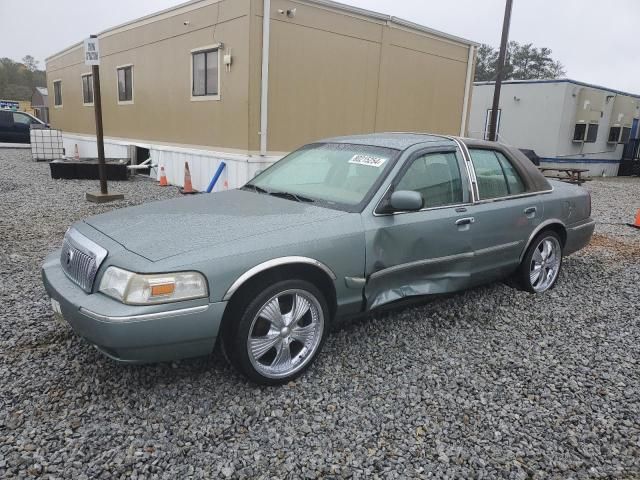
{"left": 247, "top": 289, "right": 324, "bottom": 379}
{"left": 529, "top": 236, "right": 561, "bottom": 292}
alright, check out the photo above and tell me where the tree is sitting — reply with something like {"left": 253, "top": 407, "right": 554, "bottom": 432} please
{"left": 0, "top": 56, "right": 46, "bottom": 101}
{"left": 22, "top": 55, "right": 39, "bottom": 72}
{"left": 474, "top": 41, "right": 566, "bottom": 81}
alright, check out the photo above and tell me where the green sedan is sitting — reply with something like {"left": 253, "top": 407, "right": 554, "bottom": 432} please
{"left": 42, "top": 133, "right": 594, "bottom": 384}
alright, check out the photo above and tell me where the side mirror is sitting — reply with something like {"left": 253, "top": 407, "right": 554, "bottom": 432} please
{"left": 389, "top": 190, "right": 423, "bottom": 212}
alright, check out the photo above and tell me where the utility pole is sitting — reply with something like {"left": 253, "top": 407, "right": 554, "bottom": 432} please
{"left": 85, "top": 34, "right": 123, "bottom": 203}
{"left": 488, "top": 0, "right": 513, "bottom": 142}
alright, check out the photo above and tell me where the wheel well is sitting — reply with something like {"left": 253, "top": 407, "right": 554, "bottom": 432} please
{"left": 542, "top": 223, "right": 567, "bottom": 248}
{"left": 221, "top": 264, "right": 337, "bottom": 331}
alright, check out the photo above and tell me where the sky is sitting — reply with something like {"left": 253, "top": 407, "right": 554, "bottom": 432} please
{"left": 1, "top": 0, "right": 638, "bottom": 93}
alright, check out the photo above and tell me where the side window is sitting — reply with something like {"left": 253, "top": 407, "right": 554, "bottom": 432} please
{"left": 13, "top": 113, "right": 32, "bottom": 126}
{"left": 396, "top": 152, "right": 463, "bottom": 208}
{"left": 469, "top": 149, "right": 526, "bottom": 199}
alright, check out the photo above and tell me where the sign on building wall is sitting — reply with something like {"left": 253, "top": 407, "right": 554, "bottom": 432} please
{"left": 84, "top": 37, "right": 100, "bottom": 66}
{"left": 0, "top": 100, "right": 20, "bottom": 110}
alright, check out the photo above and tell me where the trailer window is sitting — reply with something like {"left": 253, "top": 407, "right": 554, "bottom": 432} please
{"left": 585, "top": 123, "right": 598, "bottom": 143}
{"left": 192, "top": 48, "right": 219, "bottom": 98}
{"left": 117, "top": 66, "right": 134, "bottom": 103}
{"left": 620, "top": 126, "right": 631, "bottom": 144}
{"left": 81, "top": 73, "right": 94, "bottom": 105}
{"left": 53, "top": 80, "right": 62, "bottom": 107}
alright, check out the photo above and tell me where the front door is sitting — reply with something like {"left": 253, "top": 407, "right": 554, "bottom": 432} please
{"left": 465, "top": 148, "right": 542, "bottom": 283}
{"left": 363, "top": 148, "right": 474, "bottom": 309}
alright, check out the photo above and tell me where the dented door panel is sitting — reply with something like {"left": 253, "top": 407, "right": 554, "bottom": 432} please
{"left": 363, "top": 207, "right": 473, "bottom": 309}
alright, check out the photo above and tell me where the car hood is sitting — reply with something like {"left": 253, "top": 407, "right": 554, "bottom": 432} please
{"left": 84, "top": 189, "right": 347, "bottom": 262}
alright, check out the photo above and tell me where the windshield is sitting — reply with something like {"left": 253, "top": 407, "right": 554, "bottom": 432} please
{"left": 246, "top": 143, "right": 398, "bottom": 209}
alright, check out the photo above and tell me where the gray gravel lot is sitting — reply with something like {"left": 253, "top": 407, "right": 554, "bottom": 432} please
{"left": 1, "top": 148, "right": 639, "bottom": 479}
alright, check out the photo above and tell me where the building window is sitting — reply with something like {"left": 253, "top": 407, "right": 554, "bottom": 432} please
{"left": 81, "top": 73, "right": 94, "bottom": 105}
{"left": 53, "top": 80, "right": 62, "bottom": 107}
{"left": 608, "top": 126, "right": 621, "bottom": 143}
{"left": 620, "top": 126, "right": 631, "bottom": 144}
{"left": 191, "top": 47, "right": 219, "bottom": 99}
{"left": 572, "top": 123, "right": 586, "bottom": 142}
{"left": 585, "top": 123, "right": 598, "bottom": 143}
{"left": 117, "top": 65, "right": 134, "bottom": 103}
{"left": 483, "top": 108, "right": 501, "bottom": 140}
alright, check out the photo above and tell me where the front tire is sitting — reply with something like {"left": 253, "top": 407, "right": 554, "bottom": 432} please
{"left": 222, "top": 279, "right": 328, "bottom": 385}
{"left": 517, "top": 230, "right": 563, "bottom": 293}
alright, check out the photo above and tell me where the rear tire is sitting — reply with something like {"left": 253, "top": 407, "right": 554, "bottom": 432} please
{"left": 222, "top": 279, "right": 329, "bottom": 385}
{"left": 516, "top": 230, "right": 563, "bottom": 293}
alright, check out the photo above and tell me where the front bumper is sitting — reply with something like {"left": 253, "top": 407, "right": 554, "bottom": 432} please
{"left": 42, "top": 250, "right": 227, "bottom": 363}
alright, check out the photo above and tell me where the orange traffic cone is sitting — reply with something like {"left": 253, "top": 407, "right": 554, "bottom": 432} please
{"left": 158, "top": 166, "right": 168, "bottom": 186}
{"left": 74, "top": 144, "right": 80, "bottom": 160}
{"left": 628, "top": 209, "right": 640, "bottom": 229}
{"left": 180, "top": 162, "right": 197, "bottom": 194}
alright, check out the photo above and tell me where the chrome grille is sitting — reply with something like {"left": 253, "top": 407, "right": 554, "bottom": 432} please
{"left": 60, "top": 229, "right": 108, "bottom": 292}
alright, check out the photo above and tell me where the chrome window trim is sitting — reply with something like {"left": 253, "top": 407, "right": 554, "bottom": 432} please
{"left": 369, "top": 251, "right": 474, "bottom": 280}
{"left": 80, "top": 305, "right": 209, "bottom": 323}
{"left": 223, "top": 256, "right": 337, "bottom": 301}
{"left": 447, "top": 136, "right": 478, "bottom": 202}
{"left": 471, "top": 189, "right": 554, "bottom": 205}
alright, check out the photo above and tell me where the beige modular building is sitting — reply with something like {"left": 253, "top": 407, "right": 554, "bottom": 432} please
{"left": 46, "top": 0, "right": 477, "bottom": 190}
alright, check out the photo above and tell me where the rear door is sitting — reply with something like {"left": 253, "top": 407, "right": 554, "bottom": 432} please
{"left": 0, "top": 111, "right": 14, "bottom": 142}
{"left": 363, "top": 147, "right": 474, "bottom": 309}
{"left": 465, "top": 147, "right": 543, "bottom": 283}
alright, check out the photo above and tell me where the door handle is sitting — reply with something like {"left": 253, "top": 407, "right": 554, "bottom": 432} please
{"left": 455, "top": 217, "right": 475, "bottom": 226}
{"left": 524, "top": 206, "right": 537, "bottom": 217}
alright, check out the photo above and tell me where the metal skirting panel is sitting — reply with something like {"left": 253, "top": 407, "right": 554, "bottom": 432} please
{"left": 60, "top": 134, "right": 281, "bottom": 191}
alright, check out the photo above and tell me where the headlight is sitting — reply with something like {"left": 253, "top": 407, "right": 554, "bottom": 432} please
{"left": 99, "top": 267, "right": 208, "bottom": 305}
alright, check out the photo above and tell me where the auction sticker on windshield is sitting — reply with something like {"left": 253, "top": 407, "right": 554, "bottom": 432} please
{"left": 348, "top": 155, "right": 386, "bottom": 167}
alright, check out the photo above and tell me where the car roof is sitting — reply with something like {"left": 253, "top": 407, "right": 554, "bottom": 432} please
{"left": 320, "top": 132, "right": 456, "bottom": 150}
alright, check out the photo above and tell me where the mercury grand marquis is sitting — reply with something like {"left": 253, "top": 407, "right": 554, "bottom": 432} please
{"left": 42, "top": 133, "right": 595, "bottom": 384}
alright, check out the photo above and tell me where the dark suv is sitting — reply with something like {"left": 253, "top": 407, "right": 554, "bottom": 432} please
{"left": 0, "top": 109, "right": 46, "bottom": 143}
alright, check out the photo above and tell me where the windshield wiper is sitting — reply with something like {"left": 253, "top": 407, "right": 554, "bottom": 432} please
{"left": 269, "top": 191, "right": 315, "bottom": 203}
{"left": 242, "top": 184, "right": 269, "bottom": 194}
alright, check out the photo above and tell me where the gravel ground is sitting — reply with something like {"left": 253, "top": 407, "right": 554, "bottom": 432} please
{"left": 1, "top": 148, "right": 639, "bottom": 479}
